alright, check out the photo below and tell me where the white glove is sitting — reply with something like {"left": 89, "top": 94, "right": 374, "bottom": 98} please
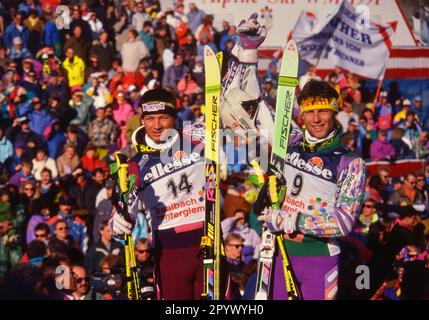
{"left": 258, "top": 208, "right": 298, "bottom": 234}
{"left": 110, "top": 210, "right": 133, "bottom": 238}
{"left": 232, "top": 13, "right": 267, "bottom": 64}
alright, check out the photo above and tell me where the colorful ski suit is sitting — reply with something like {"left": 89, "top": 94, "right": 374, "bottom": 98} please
{"left": 272, "top": 132, "right": 366, "bottom": 300}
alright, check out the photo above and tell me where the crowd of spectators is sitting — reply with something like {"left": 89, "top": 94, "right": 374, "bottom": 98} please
{"left": 0, "top": 0, "right": 428, "bottom": 300}
{"left": 0, "top": 0, "right": 228, "bottom": 300}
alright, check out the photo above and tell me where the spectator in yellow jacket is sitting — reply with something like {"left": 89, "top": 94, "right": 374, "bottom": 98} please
{"left": 62, "top": 48, "right": 85, "bottom": 89}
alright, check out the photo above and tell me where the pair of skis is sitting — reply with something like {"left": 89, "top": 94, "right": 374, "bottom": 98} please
{"left": 201, "top": 40, "right": 300, "bottom": 300}
{"left": 253, "top": 40, "right": 300, "bottom": 300}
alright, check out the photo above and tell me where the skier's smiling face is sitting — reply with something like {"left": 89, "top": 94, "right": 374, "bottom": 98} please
{"left": 143, "top": 114, "right": 176, "bottom": 143}
{"left": 302, "top": 109, "right": 336, "bottom": 139}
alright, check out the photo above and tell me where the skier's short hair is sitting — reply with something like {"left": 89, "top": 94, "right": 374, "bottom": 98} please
{"left": 298, "top": 80, "right": 340, "bottom": 115}
{"left": 299, "top": 80, "right": 339, "bottom": 103}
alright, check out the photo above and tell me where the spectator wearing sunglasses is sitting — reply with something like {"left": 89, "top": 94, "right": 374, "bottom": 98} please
{"left": 34, "top": 222, "right": 51, "bottom": 242}
{"left": 377, "top": 166, "right": 393, "bottom": 202}
{"left": 388, "top": 173, "right": 426, "bottom": 210}
{"left": 224, "top": 233, "right": 245, "bottom": 300}
{"left": 67, "top": 264, "right": 106, "bottom": 300}
{"left": 354, "top": 198, "right": 380, "bottom": 237}
{"left": 416, "top": 172, "right": 428, "bottom": 214}
{"left": 221, "top": 209, "right": 260, "bottom": 265}
{"left": 85, "top": 220, "right": 123, "bottom": 275}
{"left": 225, "top": 233, "right": 245, "bottom": 273}
{"left": 53, "top": 219, "right": 75, "bottom": 248}
{"left": 47, "top": 195, "right": 89, "bottom": 254}
{"left": 26, "top": 202, "right": 52, "bottom": 244}
{"left": 134, "top": 237, "right": 154, "bottom": 286}
{"left": 19, "top": 180, "right": 40, "bottom": 212}
{"left": 18, "top": 222, "right": 51, "bottom": 265}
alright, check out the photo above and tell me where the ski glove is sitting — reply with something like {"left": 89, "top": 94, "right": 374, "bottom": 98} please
{"left": 267, "top": 164, "right": 287, "bottom": 206}
{"left": 232, "top": 13, "right": 267, "bottom": 63}
{"left": 110, "top": 209, "right": 133, "bottom": 238}
{"left": 259, "top": 208, "right": 298, "bottom": 234}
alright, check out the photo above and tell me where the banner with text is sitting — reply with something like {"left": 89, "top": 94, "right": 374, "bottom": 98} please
{"left": 291, "top": 0, "right": 396, "bottom": 79}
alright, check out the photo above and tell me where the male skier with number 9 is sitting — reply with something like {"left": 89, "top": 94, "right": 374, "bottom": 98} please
{"left": 210, "top": 12, "right": 366, "bottom": 300}
{"left": 260, "top": 80, "right": 366, "bottom": 300}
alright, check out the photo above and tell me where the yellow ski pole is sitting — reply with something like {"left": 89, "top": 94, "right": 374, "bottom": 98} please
{"left": 115, "top": 152, "right": 142, "bottom": 300}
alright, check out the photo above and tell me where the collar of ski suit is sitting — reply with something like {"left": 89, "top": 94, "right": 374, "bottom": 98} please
{"left": 131, "top": 125, "right": 180, "bottom": 153}
{"left": 301, "top": 129, "right": 340, "bottom": 153}
{"left": 145, "top": 132, "right": 179, "bottom": 151}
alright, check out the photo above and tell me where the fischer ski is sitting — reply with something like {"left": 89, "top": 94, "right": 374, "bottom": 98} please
{"left": 201, "top": 46, "right": 223, "bottom": 300}
{"left": 254, "top": 39, "right": 300, "bottom": 300}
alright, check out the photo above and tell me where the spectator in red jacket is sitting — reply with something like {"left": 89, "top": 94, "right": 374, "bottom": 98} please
{"left": 80, "top": 143, "right": 106, "bottom": 174}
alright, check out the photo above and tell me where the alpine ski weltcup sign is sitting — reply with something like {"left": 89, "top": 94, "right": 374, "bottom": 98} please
{"left": 185, "top": 0, "right": 415, "bottom": 48}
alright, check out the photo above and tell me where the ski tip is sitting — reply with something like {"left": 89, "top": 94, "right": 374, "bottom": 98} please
{"left": 286, "top": 39, "right": 297, "bottom": 52}
{"left": 204, "top": 46, "right": 214, "bottom": 57}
